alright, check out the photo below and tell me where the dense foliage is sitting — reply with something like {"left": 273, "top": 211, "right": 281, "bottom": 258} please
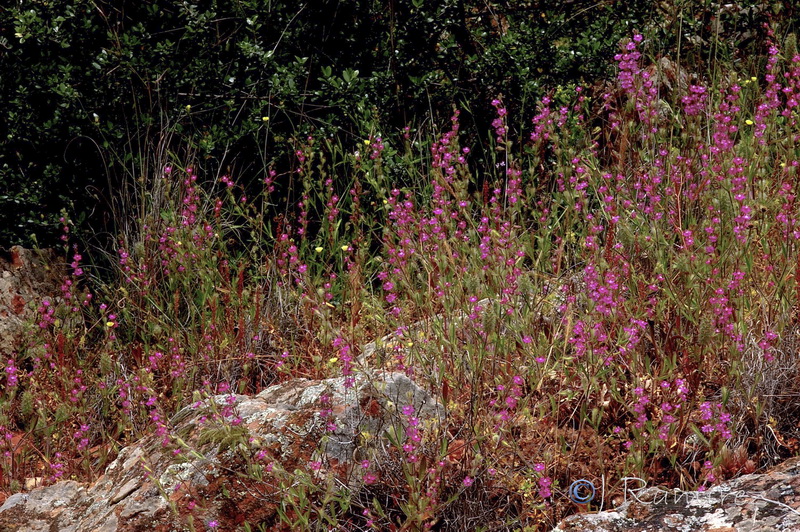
{"left": 4, "top": 17, "right": 800, "bottom": 527}
{"left": 3, "top": 2, "right": 800, "bottom": 529}
{"left": 1, "top": 0, "right": 785, "bottom": 248}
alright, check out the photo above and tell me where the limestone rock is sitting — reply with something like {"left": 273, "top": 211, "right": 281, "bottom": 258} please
{"left": 0, "top": 370, "right": 443, "bottom": 531}
{"left": 553, "top": 457, "right": 800, "bottom": 532}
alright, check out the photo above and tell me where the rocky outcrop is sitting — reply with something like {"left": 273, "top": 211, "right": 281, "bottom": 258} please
{"left": 553, "top": 457, "right": 800, "bottom": 532}
{"left": 0, "top": 246, "right": 62, "bottom": 357}
{"left": 0, "top": 371, "right": 443, "bottom": 531}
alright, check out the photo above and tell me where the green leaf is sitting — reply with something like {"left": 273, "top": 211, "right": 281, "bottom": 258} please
{"left": 689, "top": 424, "right": 711, "bottom": 447}
{"left": 342, "top": 68, "right": 359, "bottom": 84}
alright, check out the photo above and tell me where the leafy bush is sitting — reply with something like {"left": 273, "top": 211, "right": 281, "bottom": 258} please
{"left": 1, "top": 0, "right": 783, "bottom": 249}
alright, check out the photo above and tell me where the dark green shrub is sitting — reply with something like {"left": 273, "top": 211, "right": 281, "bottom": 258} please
{"left": 0, "top": 0, "right": 787, "bottom": 248}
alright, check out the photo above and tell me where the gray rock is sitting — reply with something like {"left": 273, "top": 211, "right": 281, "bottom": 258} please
{"left": 0, "top": 370, "right": 443, "bottom": 531}
{"left": 553, "top": 457, "right": 800, "bottom": 531}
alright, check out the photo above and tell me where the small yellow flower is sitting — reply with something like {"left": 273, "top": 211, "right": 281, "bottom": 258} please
{"left": 406, "top": 341, "right": 413, "bottom": 347}
{"left": 781, "top": 163, "right": 787, "bottom": 168}
{"left": 383, "top": 199, "right": 388, "bottom": 204}
{"left": 185, "top": 104, "right": 191, "bottom": 112}
{"left": 176, "top": 241, "right": 182, "bottom": 246}
{"left": 315, "top": 246, "right": 324, "bottom": 253}
{"left": 106, "top": 321, "right": 115, "bottom": 327}
{"left": 341, "top": 245, "right": 349, "bottom": 251}
{"left": 751, "top": 76, "right": 758, "bottom": 82}
{"left": 328, "top": 357, "right": 338, "bottom": 364}
{"left": 745, "top": 119, "right": 754, "bottom": 125}
{"left": 363, "top": 139, "right": 371, "bottom": 146}
{"left": 262, "top": 116, "right": 269, "bottom": 122}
